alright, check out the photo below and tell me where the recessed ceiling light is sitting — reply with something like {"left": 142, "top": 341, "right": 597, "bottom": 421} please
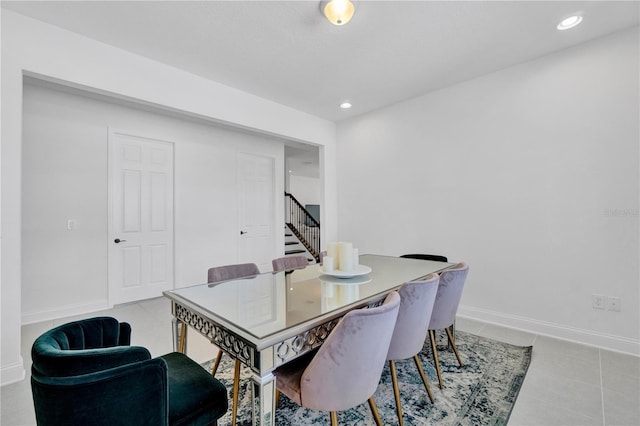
{"left": 340, "top": 101, "right": 352, "bottom": 109}
{"left": 557, "top": 15, "right": 583, "bottom": 30}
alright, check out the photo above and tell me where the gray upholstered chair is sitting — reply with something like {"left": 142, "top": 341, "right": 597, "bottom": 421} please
{"left": 30, "top": 317, "right": 228, "bottom": 426}
{"left": 427, "top": 262, "right": 470, "bottom": 388}
{"left": 273, "top": 292, "right": 401, "bottom": 426}
{"left": 272, "top": 255, "right": 309, "bottom": 272}
{"left": 386, "top": 273, "right": 440, "bottom": 425}
{"left": 206, "top": 262, "right": 260, "bottom": 426}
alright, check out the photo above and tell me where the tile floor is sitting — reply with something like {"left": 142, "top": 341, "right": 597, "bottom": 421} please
{"left": 1, "top": 297, "right": 639, "bottom": 425}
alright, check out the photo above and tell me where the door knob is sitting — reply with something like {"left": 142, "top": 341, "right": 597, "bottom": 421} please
{"left": 114, "top": 238, "right": 127, "bottom": 244}
{"left": 240, "top": 231, "right": 247, "bottom": 235}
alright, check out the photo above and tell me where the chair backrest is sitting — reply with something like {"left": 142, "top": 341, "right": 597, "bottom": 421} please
{"left": 299, "top": 291, "right": 401, "bottom": 412}
{"left": 387, "top": 273, "right": 440, "bottom": 361}
{"left": 31, "top": 316, "right": 150, "bottom": 377}
{"left": 207, "top": 262, "right": 260, "bottom": 283}
{"left": 400, "top": 253, "right": 448, "bottom": 263}
{"left": 428, "top": 262, "right": 469, "bottom": 330}
{"left": 319, "top": 250, "right": 328, "bottom": 265}
{"left": 272, "top": 255, "right": 308, "bottom": 272}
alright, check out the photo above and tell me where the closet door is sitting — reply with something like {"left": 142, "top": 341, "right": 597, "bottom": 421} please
{"left": 108, "top": 130, "right": 174, "bottom": 304}
{"left": 237, "top": 152, "right": 275, "bottom": 272}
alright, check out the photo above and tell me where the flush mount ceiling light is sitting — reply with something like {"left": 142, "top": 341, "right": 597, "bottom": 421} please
{"left": 321, "top": 0, "right": 356, "bottom": 26}
{"left": 557, "top": 15, "right": 583, "bottom": 30}
{"left": 339, "top": 101, "right": 352, "bottom": 109}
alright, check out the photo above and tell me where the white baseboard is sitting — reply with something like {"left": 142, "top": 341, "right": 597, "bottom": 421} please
{"left": 458, "top": 305, "right": 640, "bottom": 356}
{"left": 22, "top": 300, "right": 111, "bottom": 325}
{"left": 0, "top": 358, "right": 25, "bottom": 387}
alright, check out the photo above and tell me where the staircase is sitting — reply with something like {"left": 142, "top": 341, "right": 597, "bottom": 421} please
{"left": 284, "top": 192, "right": 320, "bottom": 263}
{"left": 284, "top": 224, "right": 316, "bottom": 265}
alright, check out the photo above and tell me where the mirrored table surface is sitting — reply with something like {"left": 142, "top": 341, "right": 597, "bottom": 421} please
{"left": 166, "top": 254, "right": 453, "bottom": 346}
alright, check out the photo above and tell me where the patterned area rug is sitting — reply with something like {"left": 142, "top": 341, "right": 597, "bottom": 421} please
{"left": 201, "top": 331, "right": 532, "bottom": 425}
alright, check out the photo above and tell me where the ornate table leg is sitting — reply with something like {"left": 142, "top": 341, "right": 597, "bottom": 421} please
{"left": 249, "top": 345, "right": 277, "bottom": 426}
{"left": 251, "top": 372, "right": 277, "bottom": 426}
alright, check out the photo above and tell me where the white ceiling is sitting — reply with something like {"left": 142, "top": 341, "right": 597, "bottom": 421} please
{"left": 3, "top": 1, "right": 639, "bottom": 123}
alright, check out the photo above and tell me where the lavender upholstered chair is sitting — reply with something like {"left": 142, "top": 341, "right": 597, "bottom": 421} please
{"left": 207, "top": 262, "right": 260, "bottom": 426}
{"left": 427, "top": 262, "right": 469, "bottom": 388}
{"left": 386, "top": 274, "right": 440, "bottom": 425}
{"left": 208, "top": 262, "right": 260, "bottom": 284}
{"left": 272, "top": 255, "right": 309, "bottom": 272}
{"left": 273, "top": 292, "right": 401, "bottom": 426}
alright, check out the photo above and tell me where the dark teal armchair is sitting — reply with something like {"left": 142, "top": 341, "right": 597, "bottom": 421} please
{"left": 31, "top": 316, "right": 228, "bottom": 426}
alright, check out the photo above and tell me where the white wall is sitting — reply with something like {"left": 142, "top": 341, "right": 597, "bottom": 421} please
{"left": 1, "top": 10, "right": 337, "bottom": 385}
{"left": 337, "top": 27, "right": 639, "bottom": 354}
{"left": 289, "top": 175, "right": 322, "bottom": 208}
{"left": 22, "top": 81, "right": 286, "bottom": 322}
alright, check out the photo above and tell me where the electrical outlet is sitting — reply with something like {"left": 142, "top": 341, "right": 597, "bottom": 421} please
{"left": 607, "top": 296, "right": 621, "bottom": 312}
{"left": 592, "top": 294, "right": 606, "bottom": 309}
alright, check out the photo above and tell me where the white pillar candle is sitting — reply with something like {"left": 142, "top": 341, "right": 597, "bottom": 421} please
{"left": 338, "top": 242, "right": 354, "bottom": 271}
{"left": 353, "top": 248, "right": 359, "bottom": 268}
{"left": 327, "top": 242, "right": 339, "bottom": 270}
{"left": 323, "top": 256, "right": 335, "bottom": 272}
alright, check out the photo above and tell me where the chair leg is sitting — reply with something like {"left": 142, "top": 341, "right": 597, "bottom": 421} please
{"left": 445, "top": 327, "right": 463, "bottom": 367}
{"left": 413, "top": 354, "right": 434, "bottom": 404}
{"left": 231, "top": 359, "right": 241, "bottom": 426}
{"left": 211, "top": 350, "right": 223, "bottom": 376}
{"left": 368, "top": 397, "right": 383, "bottom": 426}
{"left": 330, "top": 411, "right": 338, "bottom": 426}
{"left": 450, "top": 322, "right": 456, "bottom": 348}
{"left": 429, "top": 330, "right": 444, "bottom": 389}
{"left": 275, "top": 388, "right": 280, "bottom": 408}
{"left": 389, "top": 360, "right": 403, "bottom": 426}
{"left": 178, "top": 322, "right": 187, "bottom": 353}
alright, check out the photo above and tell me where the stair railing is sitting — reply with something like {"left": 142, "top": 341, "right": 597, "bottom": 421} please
{"left": 285, "top": 192, "right": 320, "bottom": 262}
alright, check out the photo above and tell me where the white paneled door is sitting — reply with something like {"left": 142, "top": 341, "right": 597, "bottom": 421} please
{"left": 238, "top": 152, "right": 275, "bottom": 271}
{"left": 108, "top": 130, "right": 174, "bottom": 305}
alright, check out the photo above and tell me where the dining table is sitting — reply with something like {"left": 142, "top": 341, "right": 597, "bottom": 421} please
{"left": 163, "top": 254, "right": 454, "bottom": 426}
